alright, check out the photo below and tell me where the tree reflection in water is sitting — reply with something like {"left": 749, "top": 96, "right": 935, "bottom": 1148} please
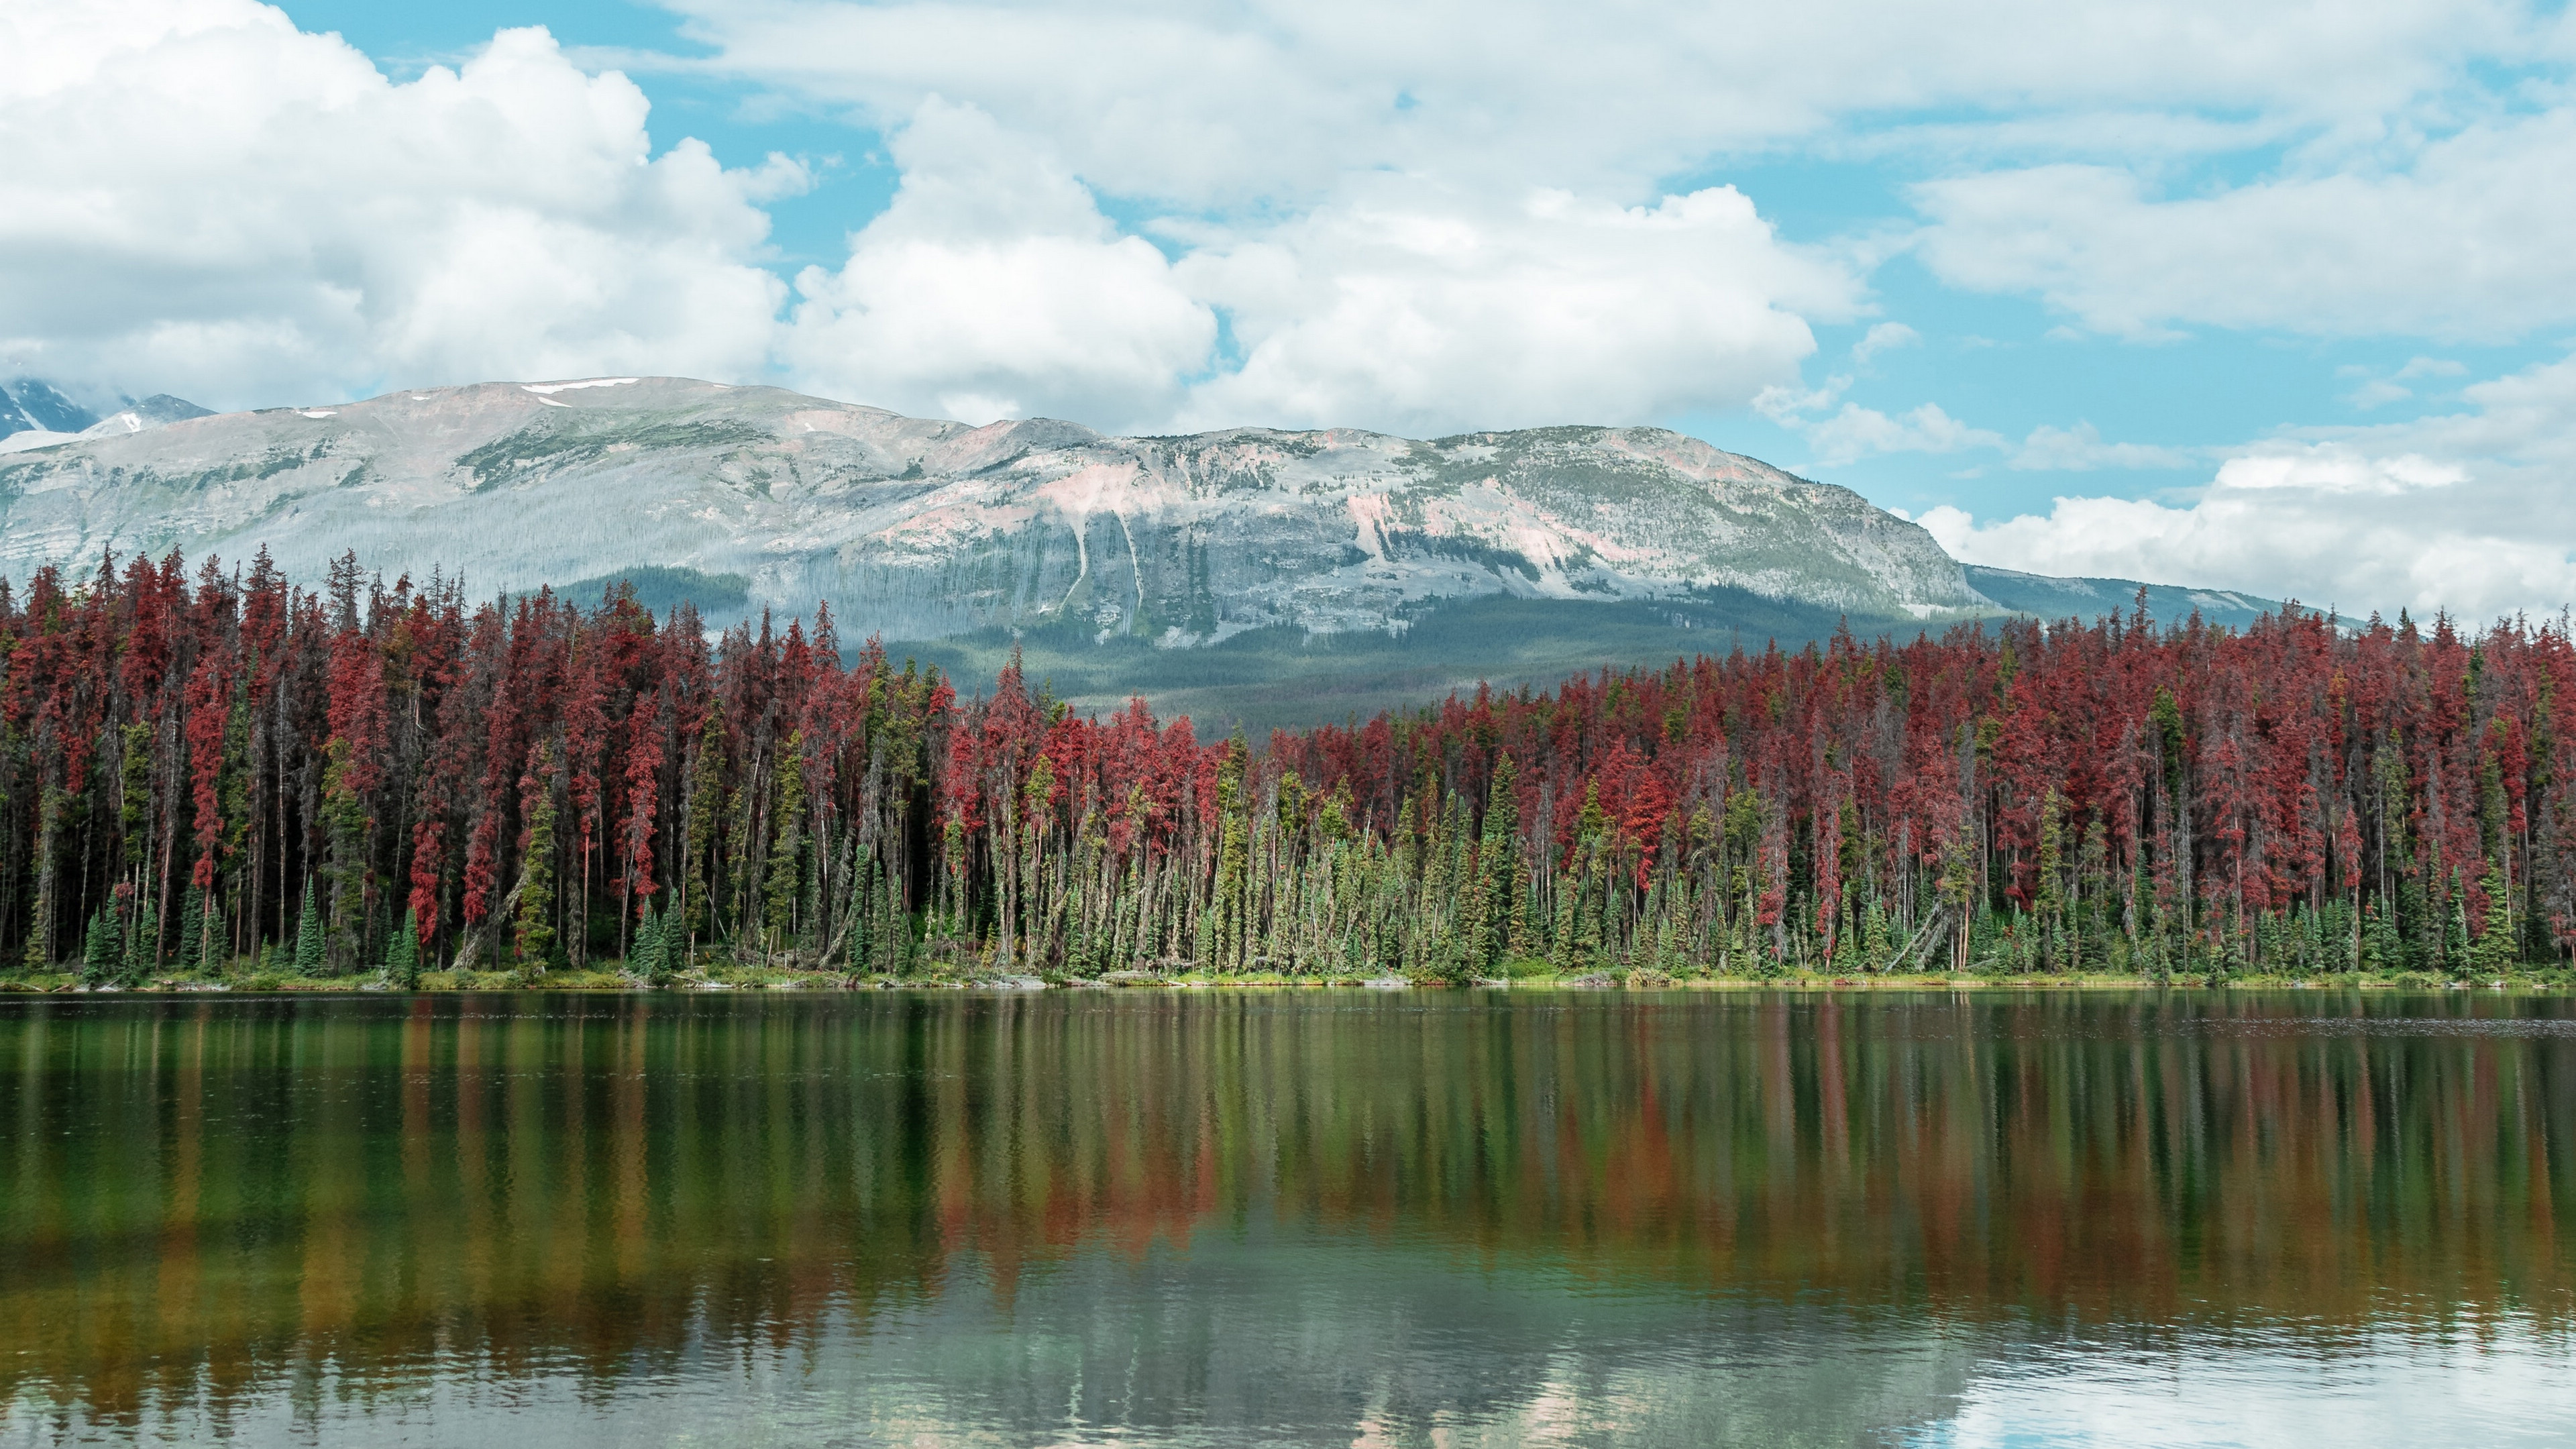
{"left": 3, "top": 989, "right": 2571, "bottom": 1444}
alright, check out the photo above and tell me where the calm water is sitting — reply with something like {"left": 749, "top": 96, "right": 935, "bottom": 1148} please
{"left": 3, "top": 989, "right": 2572, "bottom": 1448}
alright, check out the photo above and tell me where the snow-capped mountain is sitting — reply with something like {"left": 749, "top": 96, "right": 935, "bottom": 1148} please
{"left": 0, "top": 382, "right": 211, "bottom": 453}
{"left": 0, "top": 378, "right": 99, "bottom": 445}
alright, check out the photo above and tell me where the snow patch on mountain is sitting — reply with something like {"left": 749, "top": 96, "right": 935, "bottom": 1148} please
{"left": 0, "top": 377, "right": 2018, "bottom": 642}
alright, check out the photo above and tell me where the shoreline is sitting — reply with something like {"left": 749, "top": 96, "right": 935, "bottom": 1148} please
{"left": 7, "top": 967, "right": 2572, "bottom": 996}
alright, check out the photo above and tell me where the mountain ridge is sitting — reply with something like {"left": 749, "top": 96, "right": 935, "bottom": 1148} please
{"left": 0, "top": 376, "right": 2285, "bottom": 727}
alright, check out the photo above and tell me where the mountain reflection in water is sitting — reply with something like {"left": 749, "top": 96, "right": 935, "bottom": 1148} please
{"left": 3, "top": 990, "right": 2571, "bottom": 1446}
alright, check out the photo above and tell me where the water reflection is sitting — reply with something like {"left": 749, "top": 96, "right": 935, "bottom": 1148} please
{"left": 3, "top": 990, "right": 2571, "bottom": 1445}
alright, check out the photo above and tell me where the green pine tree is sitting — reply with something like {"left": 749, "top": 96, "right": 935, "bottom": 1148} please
{"left": 388, "top": 906, "right": 421, "bottom": 989}
{"left": 83, "top": 907, "right": 121, "bottom": 985}
{"left": 764, "top": 731, "right": 808, "bottom": 953}
{"left": 633, "top": 900, "right": 667, "bottom": 983}
{"left": 293, "top": 877, "right": 325, "bottom": 977}
{"left": 2443, "top": 876, "right": 2470, "bottom": 976}
{"left": 1482, "top": 755, "right": 1521, "bottom": 967}
{"left": 682, "top": 706, "right": 727, "bottom": 946}
{"left": 2470, "top": 858, "right": 2517, "bottom": 976}
{"left": 849, "top": 855, "right": 879, "bottom": 975}
{"left": 2034, "top": 788, "right": 2065, "bottom": 971}
{"left": 122, "top": 886, "right": 158, "bottom": 985}
{"left": 178, "top": 888, "right": 205, "bottom": 977}
{"left": 199, "top": 889, "right": 228, "bottom": 975}
{"left": 516, "top": 742, "right": 559, "bottom": 970}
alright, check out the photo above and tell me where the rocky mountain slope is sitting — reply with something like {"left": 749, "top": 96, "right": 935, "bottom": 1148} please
{"left": 0, "top": 376, "right": 2282, "bottom": 725}
{"left": 1, "top": 381, "right": 210, "bottom": 454}
{"left": 0, "top": 378, "right": 99, "bottom": 441}
{"left": 0, "top": 376, "right": 2000, "bottom": 627}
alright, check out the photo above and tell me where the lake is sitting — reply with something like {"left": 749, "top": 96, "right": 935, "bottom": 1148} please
{"left": 3, "top": 989, "right": 2571, "bottom": 1446}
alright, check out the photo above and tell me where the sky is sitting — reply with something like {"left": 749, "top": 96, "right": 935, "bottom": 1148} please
{"left": 6, "top": 0, "right": 2576, "bottom": 621}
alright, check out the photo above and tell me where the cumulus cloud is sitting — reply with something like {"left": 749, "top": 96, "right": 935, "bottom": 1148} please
{"left": 659, "top": 0, "right": 2526, "bottom": 207}
{"left": 15, "top": 0, "right": 2575, "bottom": 476}
{"left": 780, "top": 112, "right": 1861, "bottom": 433}
{"left": 1851, "top": 322, "right": 1920, "bottom": 364}
{"left": 0, "top": 1, "right": 794, "bottom": 408}
{"left": 1173, "top": 182, "right": 1857, "bottom": 434}
{"left": 1921, "top": 354, "right": 2576, "bottom": 619}
{"left": 1912, "top": 110, "right": 2576, "bottom": 341}
{"left": 1760, "top": 385, "right": 2184, "bottom": 473}
{"left": 0, "top": 3, "right": 1873, "bottom": 434}
{"left": 2009, "top": 423, "right": 2194, "bottom": 472}
{"left": 782, "top": 101, "right": 1214, "bottom": 427}
{"left": 1794, "top": 403, "right": 2004, "bottom": 468}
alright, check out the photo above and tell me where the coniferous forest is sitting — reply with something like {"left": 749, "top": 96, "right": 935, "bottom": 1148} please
{"left": 5, "top": 547, "right": 2575, "bottom": 987}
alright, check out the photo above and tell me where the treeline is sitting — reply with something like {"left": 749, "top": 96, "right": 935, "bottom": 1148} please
{"left": 2, "top": 548, "right": 2571, "bottom": 983}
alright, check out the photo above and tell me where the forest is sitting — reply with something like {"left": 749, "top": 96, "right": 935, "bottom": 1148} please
{"left": 1, "top": 547, "right": 2571, "bottom": 986}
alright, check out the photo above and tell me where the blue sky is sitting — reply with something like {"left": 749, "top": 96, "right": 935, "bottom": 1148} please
{"left": 9, "top": 0, "right": 2576, "bottom": 616}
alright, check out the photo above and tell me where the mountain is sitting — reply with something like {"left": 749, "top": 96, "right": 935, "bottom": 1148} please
{"left": 1961, "top": 566, "right": 2283, "bottom": 633}
{"left": 0, "top": 378, "right": 99, "bottom": 445}
{"left": 76, "top": 393, "right": 215, "bottom": 437}
{"left": 0, "top": 382, "right": 211, "bottom": 454}
{"left": 0, "top": 376, "right": 2284, "bottom": 729}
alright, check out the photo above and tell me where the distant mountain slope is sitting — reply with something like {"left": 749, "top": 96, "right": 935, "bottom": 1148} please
{"left": 0, "top": 376, "right": 1988, "bottom": 636}
{"left": 0, "top": 382, "right": 209, "bottom": 453}
{"left": 0, "top": 378, "right": 99, "bottom": 441}
{"left": 1962, "top": 566, "right": 2287, "bottom": 632}
{"left": 78, "top": 393, "right": 214, "bottom": 437}
{"left": 0, "top": 376, "right": 2300, "bottom": 729}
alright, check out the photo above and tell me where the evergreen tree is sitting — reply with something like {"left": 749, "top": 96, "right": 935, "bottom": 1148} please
{"left": 293, "top": 877, "right": 325, "bottom": 977}
{"left": 849, "top": 855, "right": 879, "bottom": 974}
{"left": 633, "top": 900, "right": 668, "bottom": 984}
{"left": 2034, "top": 788, "right": 2065, "bottom": 971}
{"left": 682, "top": 707, "right": 727, "bottom": 947}
{"left": 388, "top": 906, "right": 421, "bottom": 989}
{"left": 764, "top": 731, "right": 808, "bottom": 954}
{"left": 515, "top": 742, "right": 559, "bottom": 970}
{"left": 1205, "top": 744, "right": 1250, "bottom": 973}
{"left": 320, "top": 738, "right": 370, "bottom": 973}
{"left": 1862, "top": 899, "right": 1893, "bottom": 971}
{"left": 2471, "top": 858, "right": 2517, "bottom": 976}
{"left": 1481, "top": 755, "right": 1521, "bottom": 966}
{"left": 198, "top": 889, "right": 227, "bottom": 975}
{"left": 2443, "top": 877, "right": 2471, "bottom": 975}
{"left": 178, "top": 888, "right": 205, "bottom": 977}
{"left": 83, "top": 908, "right": 121, "bottom": 985}
{"left": 121, "top": 888, "right": 158, "bottom": 986}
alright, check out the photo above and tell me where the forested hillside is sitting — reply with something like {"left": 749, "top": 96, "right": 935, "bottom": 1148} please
{"left": 1, "top": 549, "right": 2565, "bottom": 985}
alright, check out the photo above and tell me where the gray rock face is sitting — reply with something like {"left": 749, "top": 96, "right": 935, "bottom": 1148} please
{"left": 0, "top": 377, "right": 1998, "bottom": 641}
{"left": 1, "top": 382, "right": 210, "bottom": 453}
{"left": 0, "top": 378, "right": 99, "bottom": 441}
{"left": 78, "top": 394, "right": 215, "bottom": 437}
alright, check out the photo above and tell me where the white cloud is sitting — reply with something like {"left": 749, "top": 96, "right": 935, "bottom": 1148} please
{"left": 1761, "top": 390, "right": 2183, "bottom": 473}
{"left": 13, "top": 0, "right": 2576, "bottom": 471}
{"left": 1920, "top": 353, "right": 2576, "bottom": 619}
{"left": 1851, "top": 322, "right": 1919, "bottom": 364}
{"left": 2396, "top": 356, "right": 2466, "bottom": 380}
{"left": 1173, "top": 182, "right": 1857, "bottom": 434}
{"left": 1796, "top": 402, "right": 2004, "bottom": 466}
{"left": 0, "top": 1, "right": 792, "bottom": 408}
{"left": 2009, "top": 422, "right": 2193, "bottom": 471}
{"left": 659, "top": 0, "right": 2530, "bottom": 208}
{"left": 0, "top": 3, "right": 1870, "bottom": 435}
{"left": 1912, "top": 109, "right": 2576, "bottom": 341}
{"left": 782, "top": 101, "right": 1214, "bottom": 427}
